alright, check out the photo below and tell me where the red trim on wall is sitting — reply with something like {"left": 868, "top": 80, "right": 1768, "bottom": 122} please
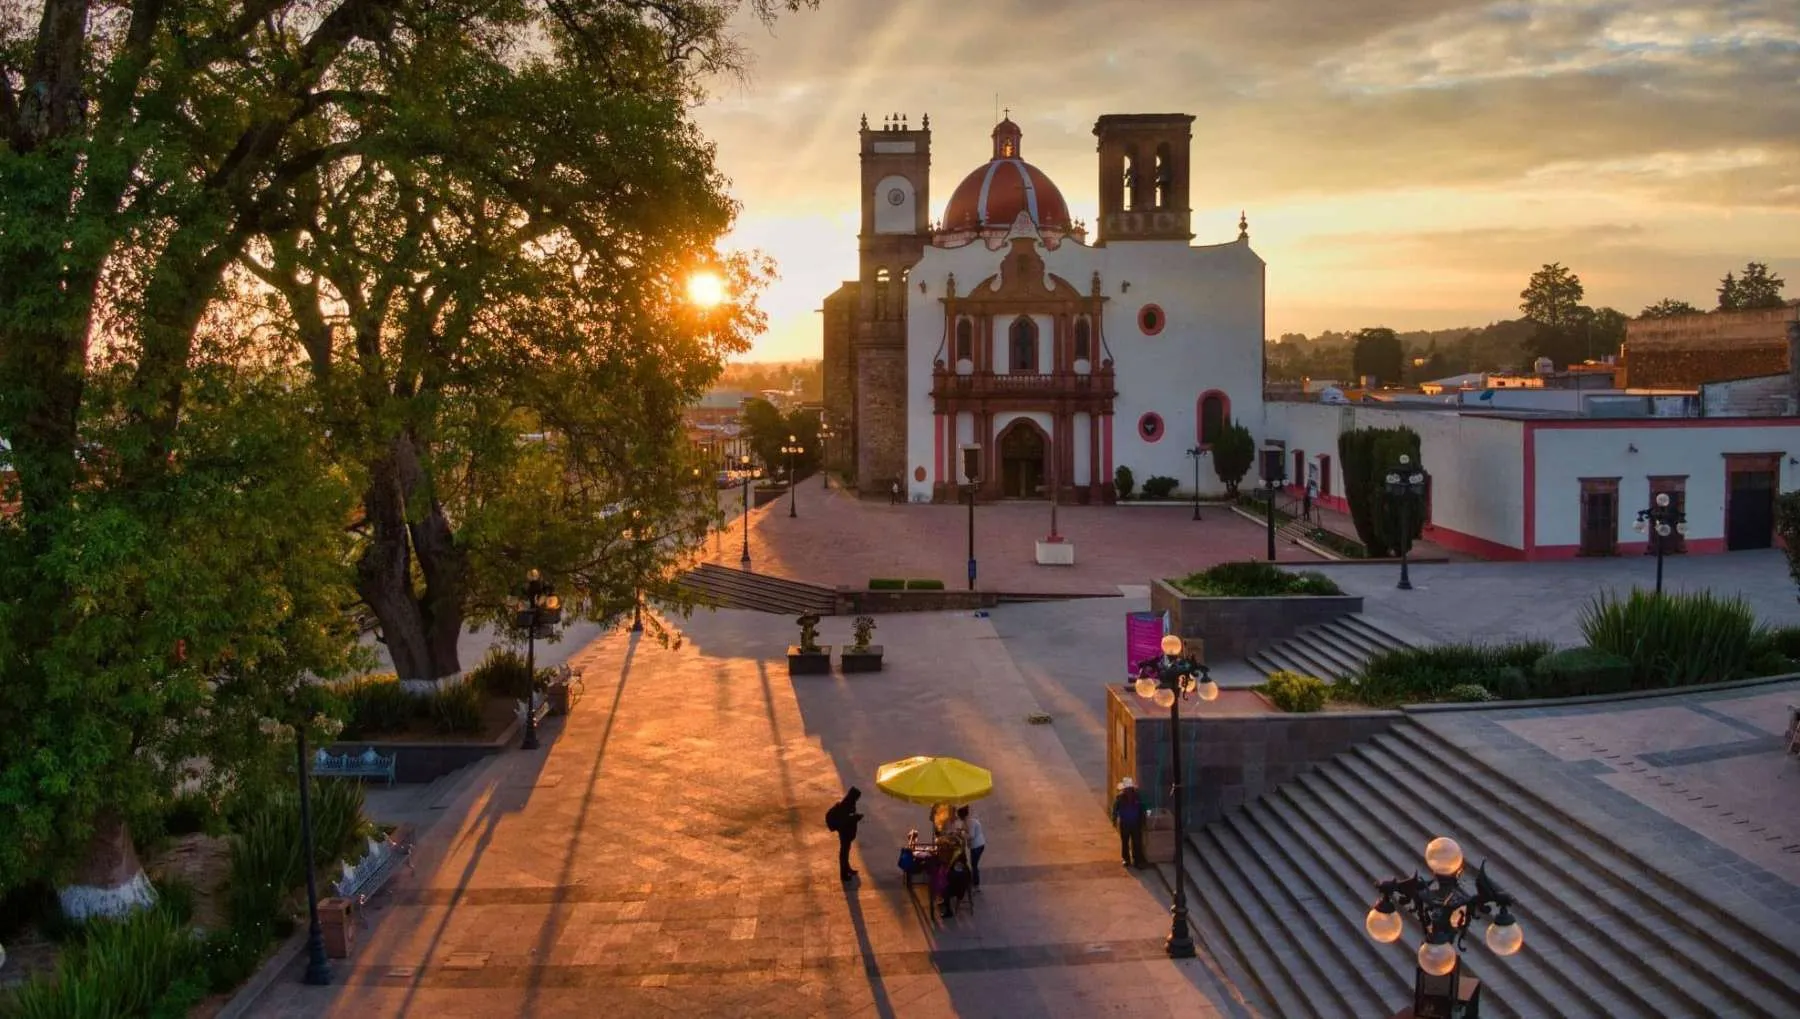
{"left": 1488, "top": 416, "right": 1800, "bottom": 430}
{"left": 1138, "top": 412, "right": 1165, "bottom": 443}
{"left": 1428, "top": 525, "right": 1526, "bottom": 561}
{"left": 1138, "top": 304, "right": 1166, "bottom": 336}
{"left": 1103, "top": 415, "right": 1114, "bottom": 482}
{"left": 1196, "top": 390, "right": 1230, "bottom": 447}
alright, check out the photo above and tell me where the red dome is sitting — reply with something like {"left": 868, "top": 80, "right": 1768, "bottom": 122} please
{"left": 941, "top": 118, "right": 1072, "bottom": 233}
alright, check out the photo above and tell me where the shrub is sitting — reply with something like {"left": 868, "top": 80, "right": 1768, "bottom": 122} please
{"left": 905, "top": 578, "right": 945, "bottom": 590}
{"left": 1259, "top": 671, "right": 1327, "bottom": 712}
{"left": 326, "top": 673, "right": 416, "bottom": 739}
{"left": 1212, "top": 419, "right": 1255, "bottom": 497}
{"left": 868, "top": 578, "right": 905, "bottom": 590}
{"left": 1171, "top": 560, "right": 1344, "bottom": 597}
{"left": 1114, "top": 465, "right": 1135, "bottom": 501}
{"left": 1747, "top": 650, "right": 1797, "bottom": 679}
{"left": 1348, "top": 641, "right": 1553, "bottom": 707}
{"left": 1141, "top": 475, "right": 1179, "bottom": 499}
{"left": 1338, "top": 426, "right": 1424, "bottom": 557}
{"left": 225, "top": 780, "right": 366, "bottom": 937}
{"left": 1442, "top": 683, "right": 1498, "bottom": 703}
{"left": 1531, "top": 647, "right": 1634, "bottom": 697}
{"left": 161, "top": 789, "right": 223, "bottom": 838}
{"left": 1754, "top": 625, "right": 1800, "bottom": 661}
{"left": 470, "top": 646, "right": 535, "bottom": 699}
{"left": 428, "top": 680, "right": 485, "bottom": 735}
{"left": 4, "top": 903, "right": 200, "bottom": 1019}
{"left": 1579, "top": 588, "right": 1766, "bottom": 688}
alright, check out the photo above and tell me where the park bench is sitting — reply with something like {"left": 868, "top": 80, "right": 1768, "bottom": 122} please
{"left": 331, "top": 829, "right": 414, "bottom": 905}
{"left": 312, "top": 746, "right": 397, "bottom": 786}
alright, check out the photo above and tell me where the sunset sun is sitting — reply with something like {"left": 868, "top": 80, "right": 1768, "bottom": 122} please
{"left": 686, "top": 270, "right": 727, "bottom": 308}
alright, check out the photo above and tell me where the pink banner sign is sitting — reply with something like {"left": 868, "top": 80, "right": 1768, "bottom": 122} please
{"left": 1126, "top": 612, "right": 1163, "bottom": 677}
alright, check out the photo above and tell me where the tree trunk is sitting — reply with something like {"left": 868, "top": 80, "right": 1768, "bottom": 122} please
{"left": 356, "top": 432, "right": 467, "bottom": 684}
{"left": 56, "top": 809, "right": 156, "bottom": 921}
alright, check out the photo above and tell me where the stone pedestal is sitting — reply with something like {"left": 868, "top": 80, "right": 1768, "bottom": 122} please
{"left": 1035, "top": 539, "right": 1076, "bottom": 566}
{"left": 787, "top": 646, "right": 832, "bottom": 676}
{"left": 319, "top": 897, "right": 354, "bottom": 958}
{"left": 841, "top": 646, "right": 885, "bottom": 673}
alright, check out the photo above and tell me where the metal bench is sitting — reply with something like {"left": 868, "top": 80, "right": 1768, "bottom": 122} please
{"left": 312, "top": 746, "right": 397, "bottom": 786}
{"left": 332, "top": 833, "right": 413, "bottom": 905}
{"left": 516, "top": 697, "right": 552, "bottom": 728}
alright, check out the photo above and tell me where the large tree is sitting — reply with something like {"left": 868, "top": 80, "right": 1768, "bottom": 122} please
{"left": 1518, "top": 263, "right": 1587, "bottom": 367}
{"left": 1718, "top": 262, "right": 1787, "bottom": 310}
{"left": 1351, "top": 327, "right": 1404, "bottom": 386}
{"left": 0, "top": 0, "right": 811, "bottom": 907}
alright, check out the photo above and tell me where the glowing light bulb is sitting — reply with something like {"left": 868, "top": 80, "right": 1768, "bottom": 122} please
{"left": 1161, "top": 633, "right": 1183, "bottom": 656}
{"left": 1365, "top": 906, "right": 1402, "bottom": 943}
{"left": 1418, "top": 939, "right": 1458, "bottom": 976}
{"left": 1196, "top": 677, "right": 1220, "bottom": 701}
{"left": 1134, "top": 677, "right": 1157, "bottom": 700}
{"left": 1154, "top": 687, "right": 1176, "bottom": 709}
{"left": 1655, "top": 492, "right": 1670, "bottom": 507}
{"left": 1424, "top": 836, "right": 1464, "bottom": 877}
{"left": 1486, "top": 919, "right": 1523, "bottom": 957}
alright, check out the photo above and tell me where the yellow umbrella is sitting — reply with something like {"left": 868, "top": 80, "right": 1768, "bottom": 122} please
{"left": 875, "top": 755, "right": 994, "bottom": 805}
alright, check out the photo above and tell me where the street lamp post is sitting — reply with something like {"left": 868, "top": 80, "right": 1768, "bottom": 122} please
{"left": 1633, "top": 492, "right": 1686, "bottom": 596}
{"left": 1260, "top": 445, "right": 1285, "bottom": 562}
{"left": 512, "top": 569, "right": 561, "bottom": 750}
{"left": 1365, "top": 836, "right": 1525, "bottom": 1019}
{"left": 628, "top": 509, "right": 643, "bottom": 633}
{"left": 1132, "top": 634, "right": 1219, "bottom": 959}
{"left": 739, "top": 453, "right": 752, "bottom": 568}
{"left": 1384, "top": 454, "right": 1429, "bottom": 591}
{"left": 782, "top": 434, "right": 804, "bottom": 518}
{"left": 961, "top": 444, "right": 982, "bottom": 592}
{"left": 1185, "top": 446, "right": 1207, "bottom": 521}
{"left": 820, "top": 424, "right": 835, "bottom": 489}
{"left": 295, "top": 723, "right": 332, "bottom": 986}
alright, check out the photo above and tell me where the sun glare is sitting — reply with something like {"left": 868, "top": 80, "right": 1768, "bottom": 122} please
{"left": 686, "top": 271, "right": 728, "bottom": 308}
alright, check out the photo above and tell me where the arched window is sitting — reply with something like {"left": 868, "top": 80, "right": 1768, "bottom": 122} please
{"left": 1154, "top": 142, "right": 1173, "bottom": 209}
{"left": 1198, "top": 391, "right": 1229, "bottom": 447}
{"left": 954, "top": 318, "right": 973, "bottom": 363}
{"left": 1073, "top": 317, "right": 1092, "bottom": 363}
{"left": 1009, "top": 316, "right": 1038, "bottom": 373}
{"left": 873, "top": 267, "right": 891, "bottom": 319}
{"left": 1121, "top": 146, "right": 1140, "bottom": 212}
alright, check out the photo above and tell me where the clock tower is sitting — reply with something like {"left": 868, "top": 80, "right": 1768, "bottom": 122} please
{"left": 851, "top": 112, "right": 932, "bottom": 493}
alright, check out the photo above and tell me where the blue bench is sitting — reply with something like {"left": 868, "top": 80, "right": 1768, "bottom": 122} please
{"left": 313, "top": 747, "right": 397, "bottom": 786}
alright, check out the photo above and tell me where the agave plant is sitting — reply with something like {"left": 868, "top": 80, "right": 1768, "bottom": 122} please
{"left": 1579, "top": 588, "right": 1766, "bottom": 688}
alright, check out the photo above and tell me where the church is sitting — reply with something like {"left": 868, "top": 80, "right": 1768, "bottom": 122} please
{"left": 821, "top": 111, "right": 1265, "bottom": 503}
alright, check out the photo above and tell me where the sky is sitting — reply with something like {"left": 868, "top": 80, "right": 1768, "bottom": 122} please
{"left": 691, "top": 0, "right": 1800, "bottom": 361}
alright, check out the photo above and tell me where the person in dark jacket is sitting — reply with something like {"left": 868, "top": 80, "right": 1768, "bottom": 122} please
{"left": 1111, "top": 777, "right": 1147, "bottom": 869}
{"left": 826, "top": 787, "right": 864, "bottom": 880}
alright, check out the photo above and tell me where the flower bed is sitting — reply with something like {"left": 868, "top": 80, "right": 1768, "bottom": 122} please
{"left": 1153, "top": 563, "right": 1362, "bottom": 660}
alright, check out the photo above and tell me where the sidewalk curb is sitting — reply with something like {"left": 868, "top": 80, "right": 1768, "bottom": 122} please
{"left": 215, "top": 929, "right": 306, "bottom": 1019}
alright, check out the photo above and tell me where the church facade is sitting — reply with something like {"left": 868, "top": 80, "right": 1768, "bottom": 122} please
{"left": 822, "top": 111, "right": 1265, "bottom": 503}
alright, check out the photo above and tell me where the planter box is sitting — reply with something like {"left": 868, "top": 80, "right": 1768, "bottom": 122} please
{"left": 1035, "top": 539, "right": 1076, "bottom": 566}
{"left": 840, "top": 646, "right": 884, "bottom": 673}
{"left": 787, "top": 646, "right": 832, "bottom": 676}
{"left": 1150, "top": 579, "right": 1363, "bottom": 660}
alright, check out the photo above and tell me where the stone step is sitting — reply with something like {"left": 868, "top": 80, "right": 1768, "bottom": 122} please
{"left": 678, "top": 563, "right": 837, "bottom": 615}
{"left": 1177, "top": 827, "right": 1324, "bottom": 1019}
{"left": 1322, "top": 615, "right": 1411, "bottom": 657}
{"left": 1244, "top": 613, "right": 1415, "bottom": 682}
{"left": 1386, "top": 723, "right": 1800, "bottom": 1011}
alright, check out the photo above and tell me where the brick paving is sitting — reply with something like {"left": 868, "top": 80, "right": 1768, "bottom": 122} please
{"left": 703, "top": 481, "right": 1322, "bottom": 595}
{"left": 248, "top": 608, "right": 1247, "bottom": 1018}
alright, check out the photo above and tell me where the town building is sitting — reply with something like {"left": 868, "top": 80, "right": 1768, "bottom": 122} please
{"left": 822, "top": 111, "right": 1265, "bottom": 503}
{"left": 1620, "top": 301, "right": 1800, "bottom": 390}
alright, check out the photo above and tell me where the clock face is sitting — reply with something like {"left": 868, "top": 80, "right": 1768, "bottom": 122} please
{"left": 886, "top": 187, "right": 906, "bottom": 206}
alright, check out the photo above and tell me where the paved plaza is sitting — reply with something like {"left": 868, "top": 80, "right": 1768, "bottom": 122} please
{"left": 704, "top": 481, "right": 1322, "bottom": 595}
{"left": 251, "top": 608, "right": 1248, "bottom": 1018}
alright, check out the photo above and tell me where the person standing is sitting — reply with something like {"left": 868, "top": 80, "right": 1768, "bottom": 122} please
{"left": 957, "top": 805, "right": 986, "bottom": 890}
{"left": 1112, "top": 777, "right": 1146, "bottom": 869}
{"left": 1303, "top": 480, "right": 1316, "bottom": 522}
{"left": 826, "top": 787, "right": 864, "bottom": 880}
{"left": 890, "top": 479, "right": 901, "bottom": 505}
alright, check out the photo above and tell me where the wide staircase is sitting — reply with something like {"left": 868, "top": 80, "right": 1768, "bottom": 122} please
{"left": 1179, "top": 718, "right": 1800, "bottom": 1018}
{"left": 1246, "top": 614, "right": 1411, "bottom": 681}
{"left": 678, "top": 562, "right": 837, "bottom": 615}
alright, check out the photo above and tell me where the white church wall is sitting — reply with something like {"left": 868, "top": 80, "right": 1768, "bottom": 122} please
{"left": 873, "top": 174, "right": 916, "bottom": 235}
{"left": 905, "top": 243, "right": 1014, "bottom": 500}
{"left": 1073, "top": 412, "right": 1092, "bottom": 485}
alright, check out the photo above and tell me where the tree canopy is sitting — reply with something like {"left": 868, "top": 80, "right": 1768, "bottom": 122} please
{"left": 1718, "top": 262, "right": 1787, "bottom": 311}
{"left": 1638, "top": 298, "right": 1701, "bottom": 320}
{"left": 1351, "top": 327, "right": 1404, "bottom": 386}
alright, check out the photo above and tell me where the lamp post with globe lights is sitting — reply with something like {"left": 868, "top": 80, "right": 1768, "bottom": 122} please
{"left": 1365, "top": 836, "right": 1524, "bottom": 1019}
{"left": 1185, "top": 446, "right": 1207, "bottom": 521}
{"left": 819, "top": 423, "right": 835, "bottom": 489}
{"left": 512, "top": 569, "right": 562, "bottom": 750}
{"left": 1132, "top": 634, "right": 1219, "bottom": 959}
{"left": 1633, "top": 492, "right": 1686, "bottom": 596}
{"left": 782, "top": 435, "right": 804, "bottom": 518}
{"left": 1384, "top": 454, "right": 1429, "bottom": 591}
{"left": 739, "top": 453, "right": 753, "bottom": 567}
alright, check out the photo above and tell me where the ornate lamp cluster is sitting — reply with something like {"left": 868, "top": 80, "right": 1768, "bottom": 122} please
{"left": 1365, "top": 836, "right": 1524, "bottom": 979}
{"left": 509, "top": 569, "right": 562, "bottom": 751}
{"left": 1633, "top": 492, "right": 1687, "bottom": 595}
{"left": 1383, "top": 453, "right": 1429, "bottom": 591}
{"left": 1131, "top": 633, "right": 1218, "bottom": 958}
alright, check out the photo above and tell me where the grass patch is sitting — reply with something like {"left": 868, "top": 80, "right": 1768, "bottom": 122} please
{"left": 1344, "top": 641, "right": 1554, "bottom": 707}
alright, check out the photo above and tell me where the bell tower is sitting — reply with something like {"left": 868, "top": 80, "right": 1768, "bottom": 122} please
{"left": 853, "top": 112, "right": 932, "bottom": 494}
{"left": 1093, "top": 114, "right": 1195, "bottom": 245}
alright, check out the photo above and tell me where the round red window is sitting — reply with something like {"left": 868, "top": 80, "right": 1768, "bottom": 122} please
{"left": 1138, "top": 304, "right": 1166, "bottom": 336}
{"left": 1138, "top": 413, "right": 1164, "bottom": 442}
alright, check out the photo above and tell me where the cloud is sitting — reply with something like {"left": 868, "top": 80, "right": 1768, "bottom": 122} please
{"left": 694, "top": 0, "right": 1800, "bottom": 357}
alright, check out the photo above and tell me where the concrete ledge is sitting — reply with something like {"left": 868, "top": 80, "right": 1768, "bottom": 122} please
{"left": 1150, "top": 578, "right": 1363, "bottom": 659}
{"left": 834, "top": 588, "right": 1001, "bottom": 613}
{"left": 1402, "top": 670, "right": 1800, "bottom": 714}
{"left": 326, "top": 716, "right": 529, "bottom": 784}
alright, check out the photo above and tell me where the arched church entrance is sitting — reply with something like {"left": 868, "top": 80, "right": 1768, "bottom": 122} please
{"left": 997, "top": 420, "right": 1049, "bottom": 499}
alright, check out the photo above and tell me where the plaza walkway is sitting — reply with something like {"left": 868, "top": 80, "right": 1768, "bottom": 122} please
{"left": 703, "top": 480, "right": 1322, "bottom": 596}
{"left": 249, "top": 609, "right": 1247, "bottom": 1019}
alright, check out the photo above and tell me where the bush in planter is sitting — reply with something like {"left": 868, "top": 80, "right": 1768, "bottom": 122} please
{"left": 1579, "top": 588, "right": 1765, "bottom": 688}
{"left": 428, "top": 680, "right": 485, "bottom": 735}
{"left": 868, "top": 578, "right": 905, "bottom": 590}
{"left": 1442, "top": 683, "right": 1498, "bottom": 703}
{"left": 1172, "top": 560, "right": 1344, "bottom": 597}
{"left": 3, "top": 901, "right": 202, "bottom": 1018}
{"left": 325, "top": 673, "right": 416, "bottom": 738}
{"left": 1259, "top": 671, "right": 1327, "bottom": 712}
{"left": 904, "top": 578, "right": 945, "bottom": 590}
{"left": 851, "top": 615, "right": 877, "bottom": 652}
{"left": 1114, "top": 465, "right": 1135, "bottom": 501}
{"left": 1531, "top": 647, "right": 1634, "bottom": 697}
{"left": 1348, "top": 641, "right": 1553, "bottom": 707}
{"left": 1141, "top": 475, "right": 1179, "bottom": 499}
{"left": 470, "top": 646, "right": 535, "bottom": 699}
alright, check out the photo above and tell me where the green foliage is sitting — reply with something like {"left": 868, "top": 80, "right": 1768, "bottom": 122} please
{"left": 1141, "top": 476, "right": 1180, "bottom": 499}
{"left": 1351, "top": 327, "right": 1404, "bottom": 385}
{"left": 739, "top": 400, "right": 822, "bottom": 480}
{"left": 1114, "top": 466, "right": 1135, "bottom": 501}
{"left": 1442, "top": 684, "right": 1499, "bottom": 703}
{"left": 1754, "top": 624, "right": 1800, "bottom": 661}
{"left": 225, "top": 780, "right": 365, "bottom": 938}
{"left": 904, "top": 579, "right": 945, "bottom": 591}
{"left": 1519, "top": 261, "right": 1585, "bottom": 332}
{"left": 1211, "top": 419, "right": 1256, "bottom": 497}
{"left": 1775, "top": 492, "right": 1800, "bottom": 602}
{"left": 327, "top": 674, "right": 416, "bottom": 740}
{"left": 470, "top": 647, "right": 536, "bottom": 700}
{"left": 1, "top": 903, "right": 200, "bottom": 1019}
{"left": 851, "top": 616, "right": 877, "bottom": 652}
{"left": 1579, "top": 589, "right": 1766, "bottom": 688}
{"left": 868, "top": 578, "right": 905, "bottom": 590}
{"left": 1717, "top": 262, "right": 1786, "bottom": 310}
{"left": 1259, "top": 671, "right": 1327, "bottom": 713}
{"left": 1171, "top": 561, "right": 1344, "bottom": 597}
{"left": 1337, "top": 426, "right": 1424, "bottom": 557}
{"left": 427, "top": 682, "right": 485, "bottom": 736}
{"left": 1349, "top": 642, "right": 1554, "bottom": 707}
{"left": 1638, "top": 298, "right": 1701, "bottom": 320}
{"left": 1531, "top": 647, "right": 1635, "bottom": 697}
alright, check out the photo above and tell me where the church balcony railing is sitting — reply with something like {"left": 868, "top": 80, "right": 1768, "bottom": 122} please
{"left": 931, "top": 368, "right": 1115, "bottom": 398}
